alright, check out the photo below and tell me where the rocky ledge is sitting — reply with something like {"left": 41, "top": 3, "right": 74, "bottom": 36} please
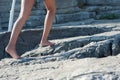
{"left": 0, "top": 19, "right": 120, "bottom": 80}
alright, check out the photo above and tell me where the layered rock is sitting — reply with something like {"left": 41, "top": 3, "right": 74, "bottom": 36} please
{"left": 0, "top": 19, "right": 120, "bottom": 60}
{"left": 0, "top": 19, "right": 120, "bottom": 80}
{"left": 1, "top": 0, "right": 120, "bottom": 30}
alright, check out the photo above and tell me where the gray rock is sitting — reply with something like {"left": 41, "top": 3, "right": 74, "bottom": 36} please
{"left": 95, "top": 40, "right": 112, "bottom": 57}
{"left": 1, "top": 20, "right": 120, "bottom": 80}
{"left": 56, "top": 0, "right": 78, "bottom": 8}
{"left": 0, "top": 54, "right": 120, "bottom": 80}
{"left": 1, "top": 19, "right": 120, "bottom": 60}
{"left": 56, "top": 12, "right": 90, "bottom": 23}
{"left": 22, "top": 34, "right": 120, "bottom": 61}
{"left": 112, "top": 36, "right": 120, "bottom": 55}
{"left": 56, "top": 7, "right": 80, "bottom": 14}
{"left": 77, "top": 0, "right": 86, "bottom": 7}
{"left": 2, "top": 0, "right": 120, "bottom": 30}
{"left": 86, "top": 0, "right": 120, "bottom": 6}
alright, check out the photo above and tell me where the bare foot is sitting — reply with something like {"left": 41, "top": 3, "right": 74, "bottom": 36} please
{"left": 40, "top": 41, "right": 55, "bottom": 47}
{"left": 5, "top": 46, "right": 20, "bottom": 59}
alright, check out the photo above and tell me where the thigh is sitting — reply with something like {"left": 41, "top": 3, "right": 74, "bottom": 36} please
{"left": 19, "top": 0, "right": 34, "bottom": 17}
{"left": 44, "top": 0, "right": 56, "bottom": 11}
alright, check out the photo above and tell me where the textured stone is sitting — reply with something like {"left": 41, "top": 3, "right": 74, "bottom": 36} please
{"left": 86, "top": 0, "right": 120, "bottom": 6}
{"left": 1, "top": 0, "right": 120, "bottom": 30}
{"left": 0, "top": 54, "right": 120, "bottom": 80}
{"left": 1, "top": 19, "right": 120, "bottom": 80}
{"left": 112, "top": 36, "right": 120, "bottom": 55}
{"left": 21, "top": 31, "right": 120, "bottom": 60}
{"left": 56, "top": 12, "right": 90, "bottom": 23}
{"left": 56, "top": 7, "right": 80, "bottom": 14}
{"left": 56, "top": 0, "right": 78, "bottom": 8}
{"left": 1, "top": 19, "right": 120, "bottom": 59}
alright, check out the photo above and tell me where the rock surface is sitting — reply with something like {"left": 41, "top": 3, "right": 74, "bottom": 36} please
{"left": 0, "top": 55, "right": 120, "bottom": 80}
{"left": 1, "top": 19, "right": 120, "bottom": 80}
{"left": 1, "top": 0, "right": 120, "bottom": 29}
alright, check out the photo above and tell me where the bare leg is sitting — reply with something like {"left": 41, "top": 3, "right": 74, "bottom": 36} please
{"left": 5, "top": 0, "right": 34, "bottom": 59}
{"left": 40, "top": 0, "right": 56, "bottom": 46}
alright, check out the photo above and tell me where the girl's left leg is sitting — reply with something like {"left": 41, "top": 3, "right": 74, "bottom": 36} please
{"left": 5, "top": 0, "right": 34, "bottom": 59}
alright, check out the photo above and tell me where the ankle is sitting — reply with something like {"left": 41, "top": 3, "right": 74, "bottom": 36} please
{"left": 5, "top": 45, "right": 16, "bottom": 51}
{"left": 40, "top": 40, "right": 48, "bottom": 44}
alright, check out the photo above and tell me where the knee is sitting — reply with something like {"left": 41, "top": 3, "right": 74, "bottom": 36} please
{"left": 18, "top": 14, "right": 29, "bottom": 22}
{"left": 47, "top": 8, "right": 56, "bottom": 15}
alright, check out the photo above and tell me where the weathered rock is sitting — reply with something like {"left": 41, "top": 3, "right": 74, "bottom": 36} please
{"left": 56, "top": 0, "right": 78, "bottom": 9}
{"left": 112, "top": 35, "right": 120, "bottom": 55}
{"left": 0, "top": 23, "right": 110, "bottom": 60}
{"left": 0, "top": 54, "right": 120, "bottom": 80}
{"left": 1, "top": 19, "right": 120, "bottom": 80}
{"left": 0, "top": 0, "right": 82, "bottom": 29}
{"left": 86, "top": 0, "right": 120, "bottom": 6}
{"left": 1, "top": 19, "right": 120, "bottom": 60}
{"left": 56, "top": 12, "right": 90, "bottom": 23}
{"left": 21, "top": 31, "right": 120, "bottom": 61}
{"left": 1, "top": 0, "right": 120, "bottom": 30}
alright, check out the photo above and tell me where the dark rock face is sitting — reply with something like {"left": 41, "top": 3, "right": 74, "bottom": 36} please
{"left": 112, "top": 36, "right": 120, "bottom": 55}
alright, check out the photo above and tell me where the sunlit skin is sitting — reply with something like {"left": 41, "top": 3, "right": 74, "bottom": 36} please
{"left": 5, "top": 0, "right": 56, "bottom": 59}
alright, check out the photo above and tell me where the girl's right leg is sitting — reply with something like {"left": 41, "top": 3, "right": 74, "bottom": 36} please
{"left": 40, "top": 0, "right": 56, "bottom": 47}
{"left": 5, "top": 0, "right": 34, "bottom": 59}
